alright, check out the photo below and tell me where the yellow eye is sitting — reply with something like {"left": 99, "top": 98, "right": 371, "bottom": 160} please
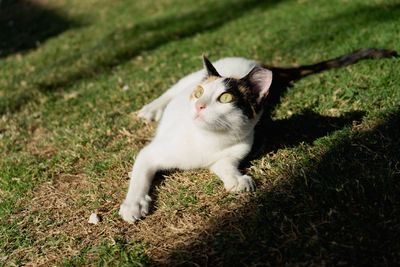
{"left": 193, "top": 86, "right": 204, "bottom": 98}
{"left": 218, "top": 92, "right": 234, "bottom": 103}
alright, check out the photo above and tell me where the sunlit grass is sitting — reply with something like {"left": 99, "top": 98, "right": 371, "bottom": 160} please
{"left": 0, "top": 0, "right": 399, "bottom": 265}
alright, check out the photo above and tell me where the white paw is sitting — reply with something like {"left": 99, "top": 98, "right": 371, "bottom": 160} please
{"left": 227, "top": 175, "right": 256, "bottom": 192}
{"left": 119, "top": 195, "right": 152, "bottom": 223}
{"left": 138, "top": 101, "right": 164, "bottom": 122}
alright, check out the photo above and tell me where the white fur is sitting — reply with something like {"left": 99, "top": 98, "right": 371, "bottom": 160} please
{"left": 119, "top": 57, "right": 271, "bottom": 223}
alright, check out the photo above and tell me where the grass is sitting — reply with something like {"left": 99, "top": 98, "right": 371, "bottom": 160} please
{"left": 0, "top": 0, "right": 399, "bottom": 265}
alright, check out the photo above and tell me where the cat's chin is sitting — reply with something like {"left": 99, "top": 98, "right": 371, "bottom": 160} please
{"left": 193, "top": 115, "right": 207, "bottom": 126}
{"left": 193, "top": 115, "right": 213, "bottom": 130}
{"left": 193, "top": 112, "right": 207, "bottom": 122}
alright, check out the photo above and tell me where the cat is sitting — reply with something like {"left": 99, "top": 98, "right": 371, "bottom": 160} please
{"left": 119, "top": 48, "right": 398, "bottom": 223}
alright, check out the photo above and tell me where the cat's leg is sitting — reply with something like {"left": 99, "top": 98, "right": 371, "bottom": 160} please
{"left": 210, "top": 158, "right": 256, "bottom": 192}
{"left": 138, "top": 91, "right": 173, "bottom": 122}
{"left": 138, "top": 71, "right": 203, "bottom": 121}
{"left": 119, "top": 146, "right": 160, "bottom": 223}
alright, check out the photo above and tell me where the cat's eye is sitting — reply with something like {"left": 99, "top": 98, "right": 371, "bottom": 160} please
{"left": 193, "top": 86, "right": 204, "bottom": 98}
{"left": 218, "top": 92, "right": 234, "bottom": 103}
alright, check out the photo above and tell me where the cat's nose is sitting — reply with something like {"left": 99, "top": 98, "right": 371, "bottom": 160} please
{"left": 195, "top": 102, "right": 206, "bottom": 113}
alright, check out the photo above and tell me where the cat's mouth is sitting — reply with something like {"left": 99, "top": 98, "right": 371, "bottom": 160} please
{"left": 193, "top": 109, "right": 210, "bottom": 124}
{"left": 193, "top": 113, "right": 208, "bottom": 124}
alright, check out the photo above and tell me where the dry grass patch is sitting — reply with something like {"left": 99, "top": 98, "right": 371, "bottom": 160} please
{"left": 7, "top": 149, "right": 272, "bottom": 265}
{"left": 9, "top": 173, "right": 106, "bottom": 265}
{"left": 26, "top": 126, "right": 56, "bottom": 159}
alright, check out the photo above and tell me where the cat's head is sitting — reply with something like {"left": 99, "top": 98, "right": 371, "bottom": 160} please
{"left": 189, "top": 56, "right": 273, "bottom": 132}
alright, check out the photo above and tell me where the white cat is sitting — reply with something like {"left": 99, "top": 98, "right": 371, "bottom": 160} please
{"left": 119, "top": 56, "right": 273, "bottom": 223}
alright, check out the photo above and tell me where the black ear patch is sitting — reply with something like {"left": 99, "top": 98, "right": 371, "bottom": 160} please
{"left": 240, "top": 66, "right": 273, "bottom": 104}
{"left": 203, "top": 55, "right": 221, "bottom": 77}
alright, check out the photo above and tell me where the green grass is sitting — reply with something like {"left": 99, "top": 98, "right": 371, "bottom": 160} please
{"left": 1, "top": 0, "right": 399, "bottom": 265}
{"left": 63, "top": 239, "right": 150, "bottom": 267}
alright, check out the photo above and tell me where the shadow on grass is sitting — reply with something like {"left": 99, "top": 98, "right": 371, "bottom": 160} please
{"left": 248, "top": 109, "right": 365, "bottom": 161}
{"left": 0, "top": 0, "right": 79, "bottom": 58}
{"left": 37, "top": 0, "right": 281, "bottom": 92}
{"left": 164, "top": 107, "right": 400, "bottom": 266}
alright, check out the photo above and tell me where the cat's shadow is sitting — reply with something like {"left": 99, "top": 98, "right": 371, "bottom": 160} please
{"left": 243, "top": 109, "right": 365, "bottom": 165}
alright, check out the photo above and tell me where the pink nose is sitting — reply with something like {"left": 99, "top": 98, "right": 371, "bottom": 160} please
{"left": 195, "top": 102, "right": 206, "bottom": 113}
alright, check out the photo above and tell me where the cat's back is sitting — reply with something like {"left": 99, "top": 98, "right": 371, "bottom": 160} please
{"left": 169, "top": 57, "right": 258, "bottom": 92}
{"left": 175, "top": 57, "right": 258, "bottom": 87}
{"left": 213, "top": 57, "right": 258, "bottom": 78}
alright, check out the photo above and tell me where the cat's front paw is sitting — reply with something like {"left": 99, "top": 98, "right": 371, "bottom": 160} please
{"left": 138, "top": 101, "right": 164, "bottom": 122}
{"left": 229, "top": 175, "right": 256, "bottom": 192}
{"left": 119, "top": 195, "right": 152, "bottom": 223}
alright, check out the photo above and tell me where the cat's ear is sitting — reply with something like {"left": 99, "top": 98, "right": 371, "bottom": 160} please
{"left": 202, "top": 55, "right": 221, "bottom": 77}
{"left": 242, "top": 67, "right": 273, "bottom": 104}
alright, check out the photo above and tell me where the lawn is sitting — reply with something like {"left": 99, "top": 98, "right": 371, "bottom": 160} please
{"left": 0, "top": 0, "right": 399, "bottom": 265}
